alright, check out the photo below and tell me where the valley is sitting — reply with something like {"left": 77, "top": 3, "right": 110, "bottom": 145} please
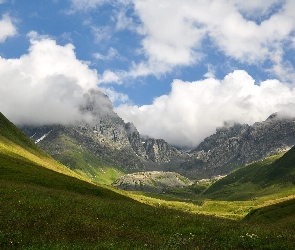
{"left": 1, "top": 109, "right": 295, "bottom": 249}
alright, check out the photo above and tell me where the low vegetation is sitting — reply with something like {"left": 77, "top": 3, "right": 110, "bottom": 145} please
{"left": 43, "top": 133, "right": 126, "bottom": 185}
{"left": 1, "top": 112, "right": 295, "bottom": 249}
{"left": 2, "top": 152, "right": 295, "bottom": 249}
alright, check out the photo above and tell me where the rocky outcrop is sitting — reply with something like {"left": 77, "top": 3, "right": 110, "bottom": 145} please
{"left": 19, "top": 88, "right": 295, "bottom": 181}
{"left": 143, "top": 138, "right": 182, "bottom": 163}
{"left": 112, "top": 171, "right": 193, "bottom": 193}
{"left": 20, "top": 89, "right": 183, "bottom": 175}
{"left": 183, "top": 113, "right": 295, "bottom": 178}
{"left": 125, "top": 122, "right": 148, "bottom": 159}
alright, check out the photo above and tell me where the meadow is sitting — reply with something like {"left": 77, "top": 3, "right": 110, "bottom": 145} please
{"left": 1, "top": 112, "right": 295, "bottom": 249}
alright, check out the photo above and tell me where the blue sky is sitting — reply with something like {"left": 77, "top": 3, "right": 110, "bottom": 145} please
{"left": 1, "top": 0, "right": 295, "bottom": 148}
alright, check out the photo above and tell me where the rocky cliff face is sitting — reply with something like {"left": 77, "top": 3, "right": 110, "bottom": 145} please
{"left": 143, "top": 138, "right": 182, "bottom": 163}
{"left": 19, "top": 89, "right": 295, "bottom": 181}
{"left": 125, "top": 122, "right": 148, "bottom": 159}
{"left": 20, "top": 89, "right": 183, "bottom": 176}
{"left": 183, "top": 113, "right": 295, "bottom": 178}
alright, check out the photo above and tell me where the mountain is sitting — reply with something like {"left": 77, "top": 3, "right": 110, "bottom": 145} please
{"left": 2, "top": 111, "right": 295, "bottom": 249}
{"left": 19, "top": 88, "right": 295, "bottom": 182}
{"left": 20, "top": 89, "right": 186, "bottom": 184}
{"left": 204, "top": 144, "right": 295, "bottom": 200}
{"left": 112, "top": 171, "right": 193, "bottom": 193}
{"left": 180, "top": 113, "right": 295, "bottom": 179}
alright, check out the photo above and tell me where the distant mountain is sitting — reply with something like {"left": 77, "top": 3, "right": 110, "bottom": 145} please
{"left": 204, "top": 145, "right": 295, "bottom": 200}
{"left": 20, "top": 89, "right": 186, "bottom": 184}
{"left": 178, "top": 113, "right": 295, "bottom": 179}
{"left": 19, "top": 88, "right": 295, "bottom": 181}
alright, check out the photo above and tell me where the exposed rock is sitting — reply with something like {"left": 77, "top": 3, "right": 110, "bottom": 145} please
{"left": 19, "top": 89, "right": 183, "bottom": 176}
{"left": 183, "top": 113, "right": 295, "bottom": 178}
{"left": 18, "top": 88, "right": 295, "bottom": 181}
{"left": 125, "top": 122, "right": 148, "bottom": 159}
{"left": 143, "top": 138, "right": 182, "bottom": 163}
{"left": 112, "top": 171, "right": 193, "bottom": 193}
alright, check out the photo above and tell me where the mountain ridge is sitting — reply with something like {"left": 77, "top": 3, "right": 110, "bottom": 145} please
{"left": 17, "top": 89, "right": 295, "bottom": 181}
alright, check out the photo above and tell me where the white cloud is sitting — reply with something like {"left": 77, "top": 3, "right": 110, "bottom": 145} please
{"left": 93, "top": 47, "right": 119, "bottom": 61}
{"left": 91, "top": 25, "right": 112, "bottom": 43}
{"left": 65, "top": 0, "right": 295, "bottom": 80}
{"left": 0, "top": 14, "right": 17, "bottom": 42}
{"left": 0, "top": 35, "right": 103, "bottom": 125}
{"left": 126, "top": 0, "right": 295, "bottom": 78}
{"left": 204, "top": 64, "right": 216, "bottom": 78}
{"left": 69, "top": 0, "right": 106, "bottom": 11}
{"left": 115, "top": 8, "right": 136, "bottom": 31}
{"left": 100, "top": 87, "right": 129, "bottom": 104}
{"left": 99, "top": 70, "right": 121, "bottom": 84}
{"left": 115, "top": 70, "right": 295, "bottom": 148}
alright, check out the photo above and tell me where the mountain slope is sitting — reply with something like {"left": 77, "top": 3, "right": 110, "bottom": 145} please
{"left": 19, "top": 90, "right": 186, "bottom": 183}
{"left": 204, "top": 145, "right": 295, "bottom": 200}
{"left": 1, "top": 112, "right": 295, "bottom": 249}
{"left": 0, "top": 112, "right": 85, "bottom": 179}
{"left": 17, "top": 90, "right": 295, "bottom": 181}
{"left": 184, "top": 113, "right": 295, "bottom": 178}
{"left": 243, "top": 197, "right": 295, "bottom": 229}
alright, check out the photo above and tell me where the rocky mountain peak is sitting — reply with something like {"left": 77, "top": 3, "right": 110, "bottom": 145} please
{"left": 184, "top": 114, "right": 295, "bottom": 179}
{"left": 81, "top": 89, "right": 114, "bottom": 119}
{"left": 266, "top": 112, "right": 279, "bottom": 121}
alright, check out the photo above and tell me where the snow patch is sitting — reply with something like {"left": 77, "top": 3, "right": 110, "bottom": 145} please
{"left": 35, "top": 130, "right": 52, "bottom": 144}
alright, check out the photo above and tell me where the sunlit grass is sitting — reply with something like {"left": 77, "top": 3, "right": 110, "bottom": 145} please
{"left": 1, "top": 111, "right": 295, "bottom": 249}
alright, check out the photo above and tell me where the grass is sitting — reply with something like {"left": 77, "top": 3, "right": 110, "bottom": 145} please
{"left": 45, "top": 133, "right": 126, "bottom": 185}
{"left": 203, "top": 152, "right": 294, "bottom": 200}
{"left": 2, "top": 166, "right": 295, "bottom": 249}
{"left": 1, "top": 111, "right": 295, "bottom": 248}
{"left": 128, "top": 150, "right": 295, "bottom": 221}
{"left": 244, "top": 197, "right": 295, "bottom": 229}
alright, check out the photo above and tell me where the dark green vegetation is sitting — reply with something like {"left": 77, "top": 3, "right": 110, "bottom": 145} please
{"left": 1, "top": 111, "right": 295, "bottom": 249}
{"left": 133, "top": 148, "right": 295, "bottom": 222}
{"left": 205, "top": 148, "right": 295, "bottom": 201}
{"left": 244, "top": 197, "right": 295, "bottom": 228}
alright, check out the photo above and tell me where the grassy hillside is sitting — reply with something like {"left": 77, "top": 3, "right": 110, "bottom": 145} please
{"left": 203, "top": 151, "right": 295, "bottom": 200}
{"left": 1, "top": 112, "right": 295, "bottom": 249}
{"left": 0, "top": 113, "right": 86, "bottom": 180}
{"left": 2, "top": 148, "right": 295, "bottom": 249}
{"left": 244, "top": 197, "right": 295, "bottom": 227}
{"left": 0, "top": 112, "right": 47, "bottom": 156}
{"left": 132, "top": 150, "right": 295, "bottom": 220}
{"left": 48, "top": 132, "right": 126, "bottom": 185}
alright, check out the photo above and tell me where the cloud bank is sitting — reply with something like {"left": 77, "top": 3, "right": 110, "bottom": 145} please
{"left": 0, "top": 36, "right": 102, "bottom": 125}
{"left": 123, "top": 0, "right": 295, "bottom": 80}
{"left": 68, "top": 0, "right": 295, "bottom": 82}
{"left": 115, "top": 70, "right": 295, "bottom": 148}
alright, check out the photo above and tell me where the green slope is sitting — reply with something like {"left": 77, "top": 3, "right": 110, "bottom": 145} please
{"left": 47, "top": 132, "right": 126, "bottom": 185}
{"left": 244, "top": 197, "right": 295, "bottom": 229}
{"left": 1, "top": 112, "right": 295, "bottom": 249}
{"left": 0, "top": 112, "right": 47, "bottom": 156}
{"left": 0, "top": 113, "right": 87, "bottom": 180}
{"left": 204, "top": 148, "right": 295, "bottom": 200}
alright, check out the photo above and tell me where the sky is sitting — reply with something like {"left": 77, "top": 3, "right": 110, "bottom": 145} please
{"left": 1, "top": 0, "right": 295, "bottom": 148}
